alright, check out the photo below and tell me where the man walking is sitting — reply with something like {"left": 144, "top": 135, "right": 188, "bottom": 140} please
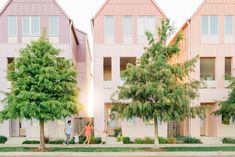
{"left": 64, "top": 120, "right": 73, "bottom": 145}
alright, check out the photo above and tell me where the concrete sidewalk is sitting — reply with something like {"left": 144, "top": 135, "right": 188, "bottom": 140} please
{"left": 1, "top": 152, "right": 235, "bottom": 156}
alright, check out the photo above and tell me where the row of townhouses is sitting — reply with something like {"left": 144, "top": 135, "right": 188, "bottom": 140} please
{"left": 0, "top": 0, "right": 234, "bottom": 142}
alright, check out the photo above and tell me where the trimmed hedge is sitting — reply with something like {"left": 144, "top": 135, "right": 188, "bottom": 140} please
{"left": 0, "top": 136, "right": 7, "bottom": 144}
{"left": 22, "top": 140, "right": 40, "bottom": 144}
{"left": 177, "top": 136, "right": 202, "bottom": 144}
{"left": 222, "top": 138, "right": 235, "bottom": 144}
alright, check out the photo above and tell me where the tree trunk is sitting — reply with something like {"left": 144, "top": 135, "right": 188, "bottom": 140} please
{"left": 39, "top": 120, "right": 45, "bottom": 151}
{"left": 154, "top": 117, "right": 160, "bottom": 149}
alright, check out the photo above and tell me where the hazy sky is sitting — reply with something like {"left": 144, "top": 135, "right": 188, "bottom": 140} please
{"left": 0, "top": 0, "right": 204, "bottom": 46}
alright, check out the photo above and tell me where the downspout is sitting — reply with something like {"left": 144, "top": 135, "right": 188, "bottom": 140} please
{"left": 186, "top": 20, "right": 192, "bottom": 137}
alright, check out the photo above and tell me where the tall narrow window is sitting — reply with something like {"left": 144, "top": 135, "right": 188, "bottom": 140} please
{"left": 49, "top": 16, "right": 59, "bottom": 37}
{"left": 123, "top": 16, "right": 132, "bottom": 44}
{"left": 137, "top": 16, "right": 155, "bottom": 44}
{"left": 225, "top": 57, "right": 232, "bottom": 80}
{"left": 225, "top": 16, "right": 233, "bottom": 35}
{"left": 8, "top": 16, "right": 17, "bottom": 37}
{"left": 22, "top": 16, "right": 40, "bottom": 36}
{"left": 200, "top": 58, "right": 215, "bottom": 81}
{"left": 103, "top": 57, "right": 112, "bottom": 81}
{"left": 104, "top": 16, "right": 114, "bottom": 44}
{"left": 201, "top": 16, "right": 218, "bottom": 35}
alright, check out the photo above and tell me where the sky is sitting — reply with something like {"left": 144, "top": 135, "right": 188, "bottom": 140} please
{"left": 0, "top": 0, "right": 204, "bottom": 47}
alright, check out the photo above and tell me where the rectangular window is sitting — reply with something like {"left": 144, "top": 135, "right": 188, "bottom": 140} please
{"left": 49, "top": 16, "right": 59, "bottom": 37}
{"left": 104, "top": 16, "right": 114, "bottom": 43}
{"left": 120, "top": 57, "right": 136, "bottom": 73}
{"left": 225, "top": 57, "right": 232, "bottom": 80}
{"left": 22, "top": 16, "right": 40, "bottom": 36}
{"left": 103, "top": 57, "right": 112, "bottom": 81}
{"left": 8, "top": 16, "right": 17, "bottom": 37}
{"left": 225, "top": 16, "right": 233, "bottom": 35}
{"left": 202, "top": 16, "right": 218, "bottom": 35}
{"left": 123, "top": 16, "right": 132, "bottom": 43}
{"left": 200, "top": 58, "right": 215, "bottom": 81}
{"left": 137, "top": 16, "right": 155, "bottom": 43}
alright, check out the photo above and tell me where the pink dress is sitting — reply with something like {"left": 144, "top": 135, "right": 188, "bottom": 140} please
{"left": 85, "top": 125, "right": 92, "bottom": 137}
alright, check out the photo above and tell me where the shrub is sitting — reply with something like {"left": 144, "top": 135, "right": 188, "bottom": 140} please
{"left": 158, "top": 137, "right": 167, "bottom": 144}
{"left": 123, "top": 137, "right": 131, "bottom": 144}
{"left": 79, "top": 136, "right": 86, "bottom": 144}
{"left": 90, "top": 137, "right": 102, "bottom": 144}
{"left": 116, "top": 135, "right": 123, "bottom": 142}
{"left": 48, "top": 139, "right": 64, "bottom": 144}
{"left": 134, "top": 138, "right": 143, "bottom": 144}
{"left": 114, "top": 128, "right": 122, "bottom": 137}
{"left": 22, "top": 140, "right": 40, "bottom": 144}
{"left": 181, "top": 136, "right": 202, "bottom": 144}
{"left": 0, "top": 136, "right": 7, "bottom": 144}
{"left": 143, "top": 137, "right": 154, "bottom": 144}
{"left": 222, "top": 138, "right": 235, "bottom": 144}
{"left": 167, "top": 137, "right": 177, "bottom": 144}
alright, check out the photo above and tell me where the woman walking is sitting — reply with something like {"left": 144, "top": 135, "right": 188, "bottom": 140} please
{"left": 80, "top": 122, "right": 93, "bottom": 144}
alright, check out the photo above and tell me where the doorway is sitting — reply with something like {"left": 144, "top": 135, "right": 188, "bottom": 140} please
{"left": 11, "top": 119, "right": 26, "bottom": 137}
{"left": 104, "top": 103, "right": 121, "bottom": 136}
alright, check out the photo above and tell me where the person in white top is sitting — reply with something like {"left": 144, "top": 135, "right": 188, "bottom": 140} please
{"left": 64, "top": 120, "right": 73, "bottom": 145}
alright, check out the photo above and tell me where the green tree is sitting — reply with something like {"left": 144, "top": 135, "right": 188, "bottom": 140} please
{"left": 112, "top": 19, "right": 204, "bottom": 149}
{"left": 0, "top": 35, "right": 80, "bottom": 150}
{"left": 214, "top": 76, "right": 235, "bottom": 125}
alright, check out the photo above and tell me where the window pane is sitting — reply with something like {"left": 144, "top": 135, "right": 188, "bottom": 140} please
{"left": 22, "top": 16, "right": 30, "bottom": 36}
{"left": 210, "top": 16, "right": 218, "bottom": 35}
{"left": 103, "top": 57, "right": 112, "bottom": 81}
{"left": 200, "top": 58, "right": 215, "bottom": 80}
{"left": 146, "top": 16, "right": 155, "bottom": 34}
{"left": 137, "top": 16, "right": 145, "bottom": 36}
{"left": 104, "top": 16, "right": 114, "bottom": 37}
{"left": 123, "top": 16, "right": 132, "bottom": 37}
{"left": 225, "top": 57, "right": 232, "bottom": 80}
{"left": 8, "top": 16, "right": 17, "bottom": 36}
{"left": 225, "top": 16, "right": 233, "bottom": 35}
{"left": 202, "top": 16, "right": 209, "bottom": 35}
{"left": 49, "top": 16, "right": 59, "bottom": 36}
{"left": 31, "top": 16, "right": 40, "bottom": 36}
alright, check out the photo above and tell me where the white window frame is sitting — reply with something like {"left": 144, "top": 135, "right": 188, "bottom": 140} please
{"left": 201, "top": 15, "right": 218, "bottom": 36}
{"left": 123, "top": 16, "right": 132, "bottom": 44}
{"left": 104, "top": 16, "right": 114, "bottom": 44}
{"left": 8, "top": 16, "right": 18, "bottom": 37}
{"left": 49, "top": 16, "right": 59, "bottom": 37}
{"left": 22, "top": 16, "right": 40, "bottom": 37}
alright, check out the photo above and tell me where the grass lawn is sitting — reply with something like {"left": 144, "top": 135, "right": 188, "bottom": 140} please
{"left": 1, "top": 147, "right": 235, "bottom": 152}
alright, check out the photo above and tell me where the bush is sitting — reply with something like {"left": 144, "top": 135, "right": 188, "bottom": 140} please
{"left": 158, "top": 137, "right": 167, "bottom": 144}
{"left": 0, "top": 136, "right": 7, "bottom": 144}
{"left": 123, "top": 137, "right": 131, "bottom": 144}
{"left": 143, "top": 137, "right": 154, "bottom": 144}
{"left": 22, "top": 140, "right": 40, "bottom": 144}
{"left": 134, "top": 138, "right": 143, "bottom": 144}
{"left": 79, "top": 136, "right": 86, "bottom": 144}
{"left": 222, "top": 138, "right": 235, "bottom": 144}
{"left": 114, "top": 128, "right": 122, "bottom": 137}
{"left": 48, "top": 139, "right": 64, "bottom": 144}
{"left": 90, "top": 137, "right": 102, "bottom": 144}
{"left": 116, "top": 135, "right": 123, "bottom": 142}
{"left": 167, "top": 137, "right": 177, "bottom": 144}
{"left": 179, "top": 136, "right": 202, "bottom": 144}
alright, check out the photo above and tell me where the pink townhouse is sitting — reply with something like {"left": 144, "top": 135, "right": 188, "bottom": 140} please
{"left": 0, "top": 0, "right": 92, "bottom": 142}
{"left": 169, "top": 0, "right": 235, "bottom": 141}
{"left": 92, "top": 0, "right": 168, "bottom": 138}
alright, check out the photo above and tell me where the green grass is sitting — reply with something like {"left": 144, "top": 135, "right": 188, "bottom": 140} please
{"left": 1, "top": 147, "right": 235, "bottom": 152}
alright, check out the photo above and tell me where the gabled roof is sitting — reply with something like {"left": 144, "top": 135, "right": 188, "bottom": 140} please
{"left": 0, "top": 0, "right": 79, "bottom": 44}
{"left": 91, "top": 0, "right": 168, "bottom": 25}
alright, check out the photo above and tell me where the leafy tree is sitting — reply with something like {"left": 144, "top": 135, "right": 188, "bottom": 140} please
{"left": 112, "top": 19, "right": 204, "bottom": 149}
{"left": 214, "top": 76, "right": 235, "bottom": 125}
{"left": 0, "top": 35, "right": 80, "bottom": 150}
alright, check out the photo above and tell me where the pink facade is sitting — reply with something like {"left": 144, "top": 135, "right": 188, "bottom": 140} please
{"left": 92, "top": 0, "right": 168, "bottom": 138}
{"left": 0, "top": 0, "right": 91, "bottom": 140}
{"left": 170, "top": 0, "right": 235, "bottom": 138}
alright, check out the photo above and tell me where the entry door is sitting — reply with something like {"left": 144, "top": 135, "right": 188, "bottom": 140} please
{"left": 105, "top": 103, "right": 121, "bottom": 136}
{"left": 11, "top": 119, "right": 19, "bottom": 137}
{"left": 19, "top": 120, "right": 26, "bottom": 137}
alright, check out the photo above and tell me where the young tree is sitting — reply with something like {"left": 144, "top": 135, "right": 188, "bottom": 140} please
{"left": 0, "top": 35, "right": 80, "bottom": 150}
{"left": 214, "top": 76, "right": 235, "bottom": 125}
{"left": 112, "top": 19, "right": 204, "bottom": 149}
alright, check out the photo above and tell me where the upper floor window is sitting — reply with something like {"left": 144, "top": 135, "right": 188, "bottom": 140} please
{"left": 225, "top": 16, "right": 233, "bottom": 35}
{"left": 104, "top": 16, "right": 114, "bottom": 44}
{"left": 22, "top": 16, "right": 40, "bottom": 37}
{"left": 137, "top": 16, "right": 155, "bottom": 44}
{"left": 123, "top": 16, "right": 132, "bottom": 44}
{"left": 202, "top": 16, "right": 218, "bottom": 36}
{"left": 49, "top": 16, "right": 59, "bottom": 37}
{"left": 8, "top": 16, "right": 17, "bottom": 37}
